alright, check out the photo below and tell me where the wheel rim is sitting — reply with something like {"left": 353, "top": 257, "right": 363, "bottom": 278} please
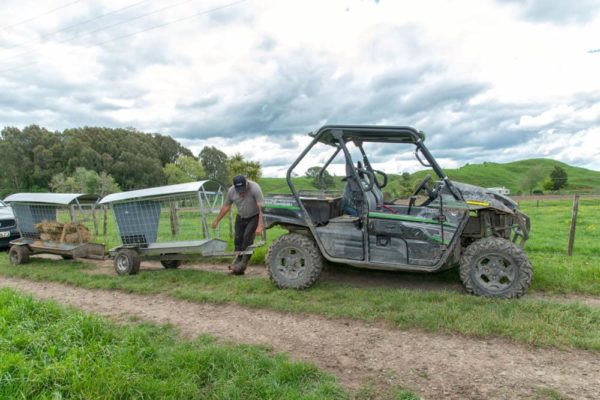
{"left": 473, "top": 252, "right": 517, "bottom": 292}
{"left": 116, "top": 254, "right": 130, "bottom": 273}
{"left": 275, "top": 246, "right": 307, "bottom": 280}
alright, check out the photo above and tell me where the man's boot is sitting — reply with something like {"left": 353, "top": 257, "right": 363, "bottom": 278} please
{"left": 231, "top": 254, "right": 250, "bottom": 275}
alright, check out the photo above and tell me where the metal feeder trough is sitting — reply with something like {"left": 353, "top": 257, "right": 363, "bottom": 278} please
{"left": 100, "top": 180, "right": 262, "bottom": 275}
{"left": 4, "top": 193, "right": 105, "bottom": 264}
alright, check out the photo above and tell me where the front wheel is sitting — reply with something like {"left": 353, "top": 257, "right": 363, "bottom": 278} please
{"left": 114, "top": 249, "right": 141, "bottom": 276}
{"left": 266, "top": 233, "right": 323, "bottom": 289}
{"left": 160, "top": 259, "right": 181, "bottom": 269}
{"left": 9, "top": 245, "right": 30, "bottom": 265}
{"left": 459, "top": 237, "right": 532, "bottom": 298}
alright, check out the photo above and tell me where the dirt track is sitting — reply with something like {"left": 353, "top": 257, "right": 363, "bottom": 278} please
{"left": 2, "top": 274, "right": 599, "bottom": 400}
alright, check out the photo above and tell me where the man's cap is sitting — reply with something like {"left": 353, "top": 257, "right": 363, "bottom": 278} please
{"left": 233, "top": 175, "right": 247, "bottom": 192}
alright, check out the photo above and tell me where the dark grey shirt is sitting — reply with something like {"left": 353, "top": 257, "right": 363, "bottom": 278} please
{"left": 225, "top": 180, "right": 264, "bottom": 218}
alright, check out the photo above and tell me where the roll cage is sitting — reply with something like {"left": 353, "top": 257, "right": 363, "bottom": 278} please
{"left": 289, "top": 125, "right": 461, "bottom": 211}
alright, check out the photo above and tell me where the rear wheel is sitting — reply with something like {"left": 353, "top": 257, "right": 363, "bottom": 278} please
{"left": 9, "top": 245, "right": 30, "bottom": 265}
{"left": 160, "top": 259, "right": 181, "bottom": 269}
{"left": 459, "top": 237, "right": 532, "bottom": 298}
{"left": 114, "top": 249, "right": 141, "bottom": 276}
{"left": 266, "top": 233, "right": 323, "bottom": 289}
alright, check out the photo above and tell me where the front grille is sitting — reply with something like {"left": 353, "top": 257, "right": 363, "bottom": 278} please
{"left": 0, "top": 219, "right": 16, "bottom": 229}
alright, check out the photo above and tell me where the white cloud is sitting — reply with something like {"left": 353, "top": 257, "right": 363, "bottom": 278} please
{"left": 1, "top": 0, "right": 600, "bottom": 174}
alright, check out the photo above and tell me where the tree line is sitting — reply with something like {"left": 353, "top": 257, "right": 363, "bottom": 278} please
{"left": 0, "top": 125, "right": 262, "bottom": 198}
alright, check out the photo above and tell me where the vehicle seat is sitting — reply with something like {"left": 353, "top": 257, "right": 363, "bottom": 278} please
{"left": 342, "top": 163, "right": 362, "bottom": 215}
{"left": 356, "top": 161, "right": 383, "bottom": 211}
{"left": 343, "top": 162, "right": 384, "bottom": 213}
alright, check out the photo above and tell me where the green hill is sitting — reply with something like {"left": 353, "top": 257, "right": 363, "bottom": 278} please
{"left": 259, "top": 159, "right": 600, "bottom": 195}
{"left": 412, "top": 158, "right": 600, "bottom": 194}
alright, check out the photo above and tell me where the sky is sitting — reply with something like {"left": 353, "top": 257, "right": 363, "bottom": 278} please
{"left": 1, "top": 0, "right": 599, "bottom": 177}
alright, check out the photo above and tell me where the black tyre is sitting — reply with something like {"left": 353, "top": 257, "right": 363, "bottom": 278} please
{"left": 459, "top": 237, "right": 532, "bottom": 298}
{"left": 114, "top": 249, "right": 141, "bottom": 276}
{"left": 9, "top": 245, "right": 30, "bottom": 265}
{"left": 160, "top": 259, "right": 182, "bottom": 269}
{"left": 266, "top": 233, "right": 323, "bottom": 289}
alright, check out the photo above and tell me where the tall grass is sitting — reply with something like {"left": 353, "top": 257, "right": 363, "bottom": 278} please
{"left": 0, "top": 288, "right": 346, "bottom": 399}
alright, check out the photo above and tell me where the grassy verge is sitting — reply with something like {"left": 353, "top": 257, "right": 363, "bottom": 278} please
{"left": 0, "top": 287, "right": 349, "bottom": 399}
{"left": 1, "top": 255, "right": 599, "bottom": 352}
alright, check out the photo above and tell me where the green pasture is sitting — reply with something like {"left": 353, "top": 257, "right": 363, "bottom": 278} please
{"left": 519, "top": 198, "right": 600, "bottom": 256}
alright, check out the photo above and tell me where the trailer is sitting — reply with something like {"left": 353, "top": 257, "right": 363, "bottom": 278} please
{"left": 100, "top": 180, "right": 262, "bottom": 275}
{"left": 5, "top": 193, "right": 105, "bottom": 264}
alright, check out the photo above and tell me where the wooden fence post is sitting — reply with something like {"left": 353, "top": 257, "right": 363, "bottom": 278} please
{"left": 567, "top": 195, "right": 579, "bottom": 256}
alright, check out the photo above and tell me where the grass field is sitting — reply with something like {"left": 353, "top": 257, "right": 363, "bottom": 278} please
{"left": 0, "top": 288, "right": 352, "bottom": 399}
{"left": 0, "top": 197, "right": 598, "bottom": 351}
{"left": 519, "top": 198, "right": 600, "bottom": 294}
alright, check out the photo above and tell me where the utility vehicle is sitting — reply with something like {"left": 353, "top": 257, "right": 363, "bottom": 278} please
{"left": 263, "top": 125, "right": 532, "bottom": 298}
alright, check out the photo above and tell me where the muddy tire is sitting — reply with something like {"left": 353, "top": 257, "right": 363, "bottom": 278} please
{"left": 114, "top": 249, "right": 141, "bottom": 276}
{"left": 9, "top": 245, "right": 30, "bottom": 265}
{"left": 266, "top": 233, "right": 323, "bottom": 289}
{"left": 459, "top": 237, "right": 532, "bottom": 298}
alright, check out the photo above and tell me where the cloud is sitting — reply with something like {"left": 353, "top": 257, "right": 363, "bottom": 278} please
{"left": 1, "top": 0, "right": 599, "bottom": 174}
{"left": 497, "top": 0, "right": 600, "bottom": 25}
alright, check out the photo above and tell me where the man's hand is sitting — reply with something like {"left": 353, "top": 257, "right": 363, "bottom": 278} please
{"left": 255, "top": 224, "right": 263, "bottom": 235}
{"left": 211, "top": 220, "right": 219, "bottom": 229}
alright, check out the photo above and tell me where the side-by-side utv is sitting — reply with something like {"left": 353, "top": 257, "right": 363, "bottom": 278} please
{"left": 262, "top": 125, "right": 532, "bottom": 298}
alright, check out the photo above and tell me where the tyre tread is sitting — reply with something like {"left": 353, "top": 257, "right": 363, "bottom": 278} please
{"left": 459, "top": 237, "right": 532, "bottom": 298}
{"left": 266, "top": 233, "right": 323, "bottom": 289}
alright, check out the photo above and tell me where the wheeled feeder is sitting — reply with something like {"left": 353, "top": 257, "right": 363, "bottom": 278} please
{"left": 4, "top": 193, "right": 105, "bottom": 264}
{"left": 100, "top": 180, "right": 263, "bottom": 275}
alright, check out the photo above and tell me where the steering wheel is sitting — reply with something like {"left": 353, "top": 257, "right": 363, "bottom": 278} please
{"left": 356, "top": 168, "right": 375, "bottom": 191}
{"left": 372, "top": 170, "right": 388, "bottom": 188}
{"left": 413, "top": 174, "right": 434, "bottom": 198}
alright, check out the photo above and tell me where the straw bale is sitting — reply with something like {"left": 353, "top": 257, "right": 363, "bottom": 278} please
{"left": 39, "top": 233, "right": 54, "bottom": 242}
{"left": 62, "top": 225, "right": 90, "bottom": 244}
{"left": 35, "top": 220, "right": 64, "bottom": 235}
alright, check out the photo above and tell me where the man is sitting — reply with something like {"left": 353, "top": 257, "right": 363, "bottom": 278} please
{"left": 211, "top": 175, "right": 264, "bottom": 275}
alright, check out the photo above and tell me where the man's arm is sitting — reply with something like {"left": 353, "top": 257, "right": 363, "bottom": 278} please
{"left": 255, "top": 201, "right": 264, "bottom": 235}
{"left": 211, "top": 204, "right": 231, "bottom": 229}
{"left": 253, "top": 182, "right": 265, "bottom": 235}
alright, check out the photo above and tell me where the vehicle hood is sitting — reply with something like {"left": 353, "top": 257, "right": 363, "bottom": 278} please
{"left": 0, "top": 206, "right": 15, "bottom": 220}
{"left": 452, "top": 181, "right": 518, "bottom": 214}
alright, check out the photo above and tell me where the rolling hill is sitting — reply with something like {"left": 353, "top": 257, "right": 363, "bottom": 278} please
{"left": 411, "top": 158, "right": 600, "bottom": 194}
{"left": 258, "top": 159, "right": 600, "bottom": 195}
